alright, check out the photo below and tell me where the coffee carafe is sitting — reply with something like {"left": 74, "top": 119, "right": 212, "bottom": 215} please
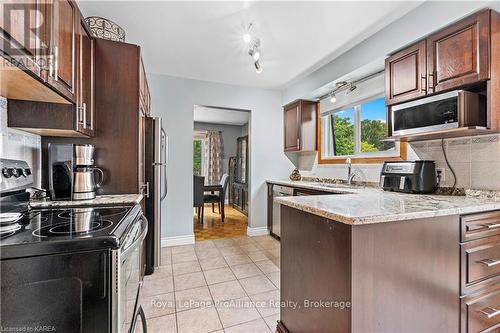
{"left": 73, "top": 145, "right": 104, "bottom": 200}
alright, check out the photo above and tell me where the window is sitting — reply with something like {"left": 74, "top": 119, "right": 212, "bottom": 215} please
{"left": 193, "top": 131, "right": 206, "bottom": 176}
{"left": 321, "top": 96, "right": 398, "bottom": 159}
{"left": 193, "top": 139, "right": 203, "bottom": 176}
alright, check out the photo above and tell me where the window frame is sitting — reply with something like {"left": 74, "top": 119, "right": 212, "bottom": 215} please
{"left": 317, "top": 101, "right": 407, "bottom": 164}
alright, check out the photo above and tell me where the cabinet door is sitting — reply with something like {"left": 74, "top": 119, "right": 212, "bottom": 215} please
{"left": 0, "top": 0, "right": 47, "bottom": 77}
{"left": 385, "top": 40, "right": 427, "bottom": 105}
{"left": 75, "top": 16, "right": 94, "bottom": 136}
{"left": 427, "top": 10, "right": 490, "bottom": 93}
{"left": 284, "top": 102, "right": 300, "bottom": 151}
{"left": 47, "top": 0, "right": 76, "bottom": 102}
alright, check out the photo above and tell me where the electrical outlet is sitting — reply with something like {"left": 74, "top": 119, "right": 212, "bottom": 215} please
{"left": 436, "top": 168, "right": 445, "bottom": 183}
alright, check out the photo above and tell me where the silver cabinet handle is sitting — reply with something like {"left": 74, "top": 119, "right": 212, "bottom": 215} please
{"left": 49, "top": 52, "right": 54, "bottom": 77}
{"left": 421, "top": 75, "right": 427, "bottom": 93}
{"left": 477, "top": 306, "right": 500, "bottom": 319}
{"left": 476, "top": 258, "right": 500, "bottom": 267}
{"left": 83, "top": 103, "right": 87, "bottom": 129}
{"left": 89, "top": 102, "right": 93, "bottom": 130}
{"left": 78, "top": 105, "right": 84, "bottom": 124}
{"left": 480, "top": 222, "right": 500, "bottom": 229}
{"left": 142, "top": 182, "right": 150, "bottom": 198}
{"left": 54, "top": 46, "right": 59, "bottom": 81}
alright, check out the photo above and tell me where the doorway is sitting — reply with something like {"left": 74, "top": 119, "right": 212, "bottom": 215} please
{"left": 192, "top": 105, "right": 250, "bottom": 241}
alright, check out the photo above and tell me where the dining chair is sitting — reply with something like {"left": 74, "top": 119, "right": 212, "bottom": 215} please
{"left": 193, "top": 175, "right": 205, "bottom": 223}
{"left": 204, "top": 174, "right": 229, "bottom": 222}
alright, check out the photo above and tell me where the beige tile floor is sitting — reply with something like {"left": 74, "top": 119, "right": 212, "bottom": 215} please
{"left": 136, "top": 235, "right": 280, "bottom": 333}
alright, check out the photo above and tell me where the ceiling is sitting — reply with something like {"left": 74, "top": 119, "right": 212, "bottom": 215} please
{"left": 78, "top": 1, "right": 423, "bottom": 89}
{"left": 193, "top": 105, "right": 249, "bottom": 126}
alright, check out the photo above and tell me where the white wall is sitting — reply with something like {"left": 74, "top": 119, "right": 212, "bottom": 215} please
{"left": 149, "top": 75, "right": 292, "bottom": 242}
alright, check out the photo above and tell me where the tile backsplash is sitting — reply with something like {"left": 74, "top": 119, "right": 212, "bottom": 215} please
{"left": 411, "top": 135, "right": 500, "bottom": 190}
{"left": 0, "top": 96, "right": 42, "bottom": 187}
{"left": 298, "top": 134, "right": 500, "bottom": 191}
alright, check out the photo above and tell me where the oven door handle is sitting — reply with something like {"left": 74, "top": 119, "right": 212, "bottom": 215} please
{"left": 121, "top": 215, "right": 148, "bottom": 259}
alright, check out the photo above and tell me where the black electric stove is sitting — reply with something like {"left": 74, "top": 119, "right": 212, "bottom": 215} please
{"left": 0, "top": 158, "right": 148, "bottom": 333}
{"left": 0, "top": 205, "right": 141, "bottom": 259}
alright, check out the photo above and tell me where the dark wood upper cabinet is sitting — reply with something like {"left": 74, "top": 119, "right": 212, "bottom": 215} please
{"left": 75, "top": 15, "right": 94, "bottom": 136}
{"left": 0, "top": 0, "right": 47, "bottom": 78}
{"left": 385, "top": 41, "right": 427, "bottom": 105}
{"left": 284, "top": 101, "right": 300, "bottom": 151}
{"left": 386, "top": 9, "right": 495, "bottom": 106}
{"left": 7, "top": 11, "right": 94, "bottom": 138}
{"left": 427, "top": 10, "right": 490, "bottom": 93}
{"left": 283, "top": 100, "right": 317, "bottom": 152}
{"left": 46, "top": 0, "right": 77, "bottom": 102}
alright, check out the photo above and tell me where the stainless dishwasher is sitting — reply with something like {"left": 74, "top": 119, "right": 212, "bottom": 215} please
{"left": 271, "top": 185, "right": 294, "bottom": 238}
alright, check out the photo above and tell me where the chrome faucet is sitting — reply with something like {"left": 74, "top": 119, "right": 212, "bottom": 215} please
{"left": 346, "top": 158, "right": 356, "bottom": 185}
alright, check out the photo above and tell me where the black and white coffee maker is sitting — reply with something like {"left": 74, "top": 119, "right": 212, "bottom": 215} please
{"left": 48, "top": 144, "right": 104, "bottom": 200}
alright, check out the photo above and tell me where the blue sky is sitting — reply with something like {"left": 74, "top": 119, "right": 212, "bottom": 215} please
{"left": 336, "top": 97, "right": 386, "bottom": 123}
{"left": 361, "top": 97, "right": 386, "bottom": 121}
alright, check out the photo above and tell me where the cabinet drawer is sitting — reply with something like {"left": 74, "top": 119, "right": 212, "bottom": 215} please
{"left": 462, "top": 235, "right": 500, "bottom": 291}
{"left": 461, "top": 211, "right": 500, "bottom": 242}
{"left": 461, "top": 287, "right": 500, "bottom": 333}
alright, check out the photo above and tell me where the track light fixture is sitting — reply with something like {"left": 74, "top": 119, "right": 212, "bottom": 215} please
{"left": 254, "top": 61, "right": 263, "bottom": 74}
{"left": 244, "top": 25, "right": 263, "bottom": 74}
{"left": 243, "top": 23, "right": 253, "bottom": 44}
{"left": 329, "top": 92, "right": 337, "bottom": 103}
{"left": 321, "top": 70, "right": 385, "bottom": 104}
{"left": 328, "top": 81, "right": 354, "bottom": 103}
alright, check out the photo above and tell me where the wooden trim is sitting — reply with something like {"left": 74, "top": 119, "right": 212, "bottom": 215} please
{"left": 488, "top": 10, "right": 500, "bottom": 131}
{"left": 316, "top": 102, "right": 407, "bottom": 164}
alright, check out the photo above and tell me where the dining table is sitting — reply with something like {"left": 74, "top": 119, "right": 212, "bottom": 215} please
{"left": 204, "top": 183, "right": 225, "bottom": 221}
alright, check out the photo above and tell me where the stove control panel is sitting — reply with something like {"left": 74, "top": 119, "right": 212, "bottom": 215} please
{"left": 0, "top": 159, "right": 33, "bottom": 193}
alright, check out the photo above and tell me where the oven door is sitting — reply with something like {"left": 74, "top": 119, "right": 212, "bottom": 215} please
{"left": 115, "top": 214, "right": 148, "bottom": 333}
{"left": 391, "top": 90, "right": 461, "bottom": 136}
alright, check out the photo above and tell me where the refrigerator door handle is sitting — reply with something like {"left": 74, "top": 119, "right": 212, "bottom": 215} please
{"left": 161, "top": 164, "right": 168, "bottom": 200}
{"left": 160, "top": 128, "right": 168, "bottom": 201}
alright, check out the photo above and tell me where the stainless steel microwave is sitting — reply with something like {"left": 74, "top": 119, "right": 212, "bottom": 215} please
{"left": 391, "top": 90, "right": 485, "bottom": 136}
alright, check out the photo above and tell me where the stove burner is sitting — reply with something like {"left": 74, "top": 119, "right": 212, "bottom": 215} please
{"left": 57, "top": 207, "right": 128, "bottom": 219}
{"left": 49, "top": 221, "right": 103, "bottom": 234}
{"left": 32, "top": 219, "right": 113, "bottom": 237}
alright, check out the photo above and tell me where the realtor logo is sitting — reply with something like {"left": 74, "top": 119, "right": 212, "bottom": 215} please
{"left": 2, "top": 3, "right": 51, "bottom": 69}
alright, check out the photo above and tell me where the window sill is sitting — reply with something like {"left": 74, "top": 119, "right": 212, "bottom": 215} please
{"left": 318, "top": 142, "right": 407, "bottom": 164}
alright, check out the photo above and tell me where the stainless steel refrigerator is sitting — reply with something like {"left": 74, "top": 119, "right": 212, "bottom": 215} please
{"left": 144, "top": 117, "right": 167, "bottom": 275}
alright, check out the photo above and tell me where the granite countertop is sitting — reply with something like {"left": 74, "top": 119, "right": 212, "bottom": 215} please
{"left": 268, "top": 180, "right": 500, "bottom": 225}
{"left": 29, "top": 194, "right": 144, "bottom": 208}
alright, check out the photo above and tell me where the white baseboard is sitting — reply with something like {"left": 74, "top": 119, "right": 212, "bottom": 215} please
{"left": 247, "top": 226, "right": 269, "bottom": 237}
{"left": 161, "top": 234, "right": 195, "bottom": 247}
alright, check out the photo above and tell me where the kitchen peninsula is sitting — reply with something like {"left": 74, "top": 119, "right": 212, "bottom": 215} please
{"left": 273, "top": 181, "right": 500, "bottom": 333}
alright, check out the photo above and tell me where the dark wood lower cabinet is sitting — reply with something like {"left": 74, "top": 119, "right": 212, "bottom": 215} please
{"left": 279, "top": 206, "right": 462, "bottom": 333}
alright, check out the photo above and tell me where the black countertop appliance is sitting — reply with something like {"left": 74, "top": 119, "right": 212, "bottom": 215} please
{"left": 380, "top": 160, "right": 438, "bottom": 194}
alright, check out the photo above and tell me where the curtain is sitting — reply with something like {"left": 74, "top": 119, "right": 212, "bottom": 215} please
{"left": 203, "top": 131, "right": 224, "bottom": 184}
